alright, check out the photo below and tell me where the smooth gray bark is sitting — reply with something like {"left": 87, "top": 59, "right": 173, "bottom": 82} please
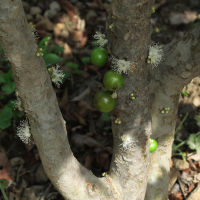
{"left": 0, "top": 1, "right": 118, "bottom": 199}
{"left": 145, "top": 23, "right": 200, "bottom": 200}
{"left": 107, "top": 1, "right": 152, "bottom": 199}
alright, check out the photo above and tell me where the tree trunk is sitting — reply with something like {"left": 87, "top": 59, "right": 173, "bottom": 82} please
{"left": 107, "top": 1, "right": 152, "bottom": 199}
{"left": 0, "top": 1, "right": 118, "bottom": 199}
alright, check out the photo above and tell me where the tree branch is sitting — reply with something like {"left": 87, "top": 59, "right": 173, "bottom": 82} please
{"left": 145, "top": 24, "right": 200, "bottom": 200}
{"left": 0, "top": 1, "right": 118, "bottom": 199}
{"left": 151, "top": 24, "right": 200, "bottom": 91}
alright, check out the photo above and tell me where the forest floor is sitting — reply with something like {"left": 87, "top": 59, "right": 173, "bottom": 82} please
{"left": 0, "top": 0, "right": 200, "bottom": 200}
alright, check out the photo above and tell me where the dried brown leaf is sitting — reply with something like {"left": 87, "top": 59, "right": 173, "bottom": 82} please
{"left": 60, "top": 0, "right": 77, "bottom": 20}
{"left": 36, "top": 30, "right": 52, "bottom": 38}
{"left": 78, "top": 100, "right": 95, "bottom": 118}
{"left": 84, "top": 155, "right": 95, "bottom": 170}
{"left": 169, "top": 192, "right": 183, "bottom": 200}
{"left": 34, "top": 17, "right": 54, "bottom": 31}
{"left": 85, "top": 64, "right": 99, "bottom": 73}
{"left": 0, "top": 152, "right": 15, "bottom": 181}
{"left": 187, "top": 153, "right": 200, "bottom": 162}
{"left": 96, "top": 152, "right": 109, "bottom": 168}
{"left": 72, "top": 112, "right": 87, "bottom": 125}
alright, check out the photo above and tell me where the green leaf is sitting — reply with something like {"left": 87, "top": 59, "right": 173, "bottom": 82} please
{"left": 195, "top": 135, "right": 200, "bottom": 153}
{"left": 101, "top": 113, "right": 110, "bottom": 122}
{"left": 0, "top": 70, "right": 14, "bottom": 83}
{"left": 43, "top": 53, "right": 62, "bottom": 66}
{"left": 0, "top": 179, "right": 8, "bottom": 190}
{"left": 0, "top": 74, "right": 6, "bottom": 83}
{"left": 0, "top": 105, "right": 13, "bottom": 130}
{"left": 38, "top": 37, "right": 51, "bottom": 48}
{"left": 0, "top": 94, "right": 5, "bottom": 99}
{"left": 66, "top": 62, "right": 81, "bottom": 75}
{"left": 194, "top": 115, "right": 200, "bottom": 127}
{"left": 0, "top": 119, "right": 11, "bottom": 130}
{"left": 66, "top": 62, "right": 78, "bottom": 68}
{"left": 63, "top": 71, "right": 69, "bottom": 80}
{"left": 1, "top": 81, "right": 16, "bottom": 94}
{"left": 41, "top": 48, "right": 49, "bottom": 57}
{"left": 187, "top": 133, "right": 200, "bottom": 153}
{"left": 13, "top": 111, "right": 24, "bottom": 118}
{"left": 52, "top": 44, "right": 65, "bottom": 54}
{"left": 0, "top": 105, "right": 13, "bottom": 120}
{"left": 7, "top": 99, "right": 16, "bottom": 110}
{"left": 181, "top": 90, "right": 188, "bottom": 97}
{"left": 81, "top": 57, "right": 91, "bottom": 63}
{"left": 7, "top": 69, "right": 14, "bottom": 81}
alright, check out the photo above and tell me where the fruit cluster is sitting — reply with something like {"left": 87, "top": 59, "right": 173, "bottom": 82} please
{"left": 91, "top": 30, "right": 158, "bottom": 152}
{"left": 91, "top": 34, "right": 125, "bottom": 113}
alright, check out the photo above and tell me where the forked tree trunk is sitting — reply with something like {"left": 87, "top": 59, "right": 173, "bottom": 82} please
{"left": 0, "top": 0, "right": 200, "bottom": 200}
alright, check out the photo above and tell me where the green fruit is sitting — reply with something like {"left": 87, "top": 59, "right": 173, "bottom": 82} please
{"left": 93, "top": 90, "right": 116, "bottom": 113}
{"left": 91, "top": 47, "right": 108, "bottom": 67}
{"left": 149, "top": 138, "right": 158, "bottom": 152}
{"left": 103, "top": 70, "right": 124, "bottom": 91}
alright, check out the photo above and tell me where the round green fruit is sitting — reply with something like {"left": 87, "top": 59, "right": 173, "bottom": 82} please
{"left": 91, "top": 47, "right": 108, "bottom": 67}
{"left": 103, "top": 70, "right": 124, "bottom": 91}
{"left": 93, "top": 90, "right": 116, "bottom": 113}
{"left": 149, "top": 138, "right": 158, "bottom": 152}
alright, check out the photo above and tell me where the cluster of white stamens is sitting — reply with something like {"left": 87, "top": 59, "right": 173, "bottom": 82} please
{"left": 16, "top": 119, "right": 33, "bottom": 144}
{"left": 49, "top": 64, "right": 65, "bottom": 88}
{"left": 93, "top": 31, "right": 108, "bottom": 47}
{"left": 148, "top": 44, "right": 163, "bottom": 68}
{"left": 110, "top": 56, "right": 135, "bottom": 74}
{"left": 120, "top": 134, "right": 137, "bottom": 151}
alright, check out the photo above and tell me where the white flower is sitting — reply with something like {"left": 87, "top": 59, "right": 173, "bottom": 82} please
{"left": 51, "top": 64, "right": 65, "bottom": 88}
{"left": 120, "top": 134, "right": 137, "bottom": 151}
{"left": 12, "top": 97, "right": 23, "bottom": 111}
{"left": 148, "top": 44, "right": 163, "bottom": 68}
{"left": 93, "top": 31, "right": 108, "bottom": 47}
{"left": 111, "top": 91, "right": 117, "bottom": 99}
{"left": 111, "top": 56, "right": 135, "bottom": 74}
{"left": 150, "top": 139, "right": 154, "bottom": 143}
{"left": 16, "top": 119, "right": 33, "bottom": 144}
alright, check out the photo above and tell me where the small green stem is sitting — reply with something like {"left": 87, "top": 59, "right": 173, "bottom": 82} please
{"left": 172, "top": 140, "right": 187, "bottom": 151}
{"left": 173, "top": 132, "right": 200, "bottom": 151}
{"left": 0, "top": 188, "right": 9, "bottom": 200}
{"left": 174, "top": 113, "right": 188, "bottom": 135}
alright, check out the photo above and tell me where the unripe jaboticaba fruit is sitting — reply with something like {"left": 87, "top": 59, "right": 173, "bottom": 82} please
{"left": 93, "top": 90, "right": 116, "bottom": 113}
{"left": 103, "top": 70, "right": 124, "bottom": 91}
{"left": 91, "top": 47, "right": 108, "bottom": 67}
{"left": 149, "top": 138, "right": 158, "bottom": 152}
